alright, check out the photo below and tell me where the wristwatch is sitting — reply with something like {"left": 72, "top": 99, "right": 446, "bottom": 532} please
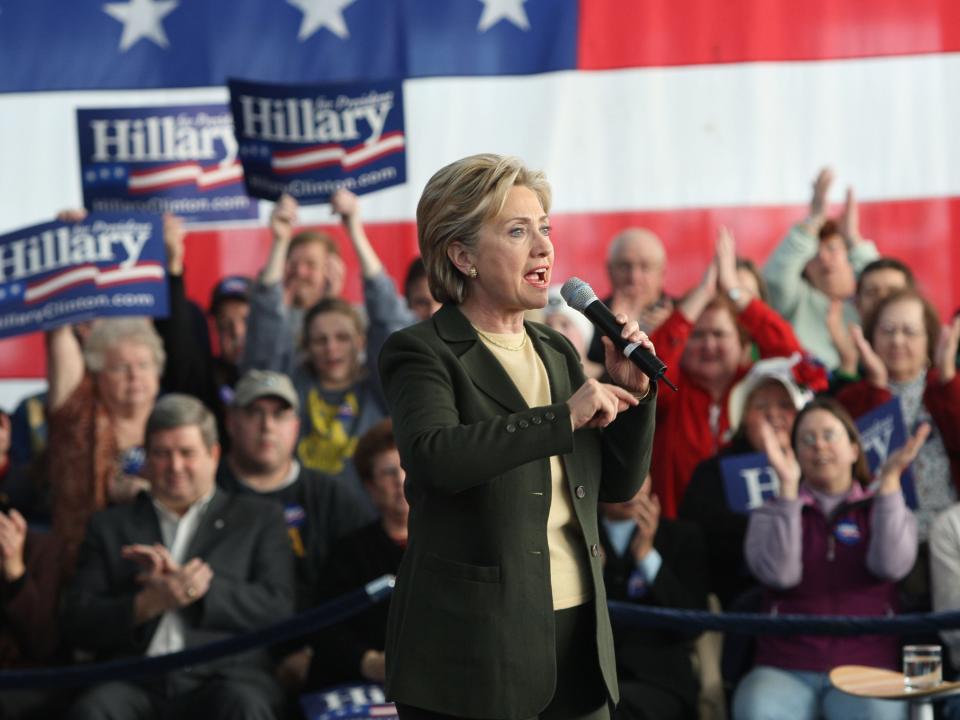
{"left": 727, "top": 287, "right": 743, "bottom": 303}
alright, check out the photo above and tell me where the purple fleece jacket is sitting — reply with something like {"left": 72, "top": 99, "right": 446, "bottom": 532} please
{"left": 744, "top": 482, "right": 917, "bottom": 671}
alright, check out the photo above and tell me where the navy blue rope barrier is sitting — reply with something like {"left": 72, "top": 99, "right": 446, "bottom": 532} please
{"left": 608, "top": 601, "right": 960, "bottom": 637}
{"left": 7, "top": 576, "right": 960, "bottom": 691}
{"left": 0, "top": 575, "right": 395, "bottom": 691}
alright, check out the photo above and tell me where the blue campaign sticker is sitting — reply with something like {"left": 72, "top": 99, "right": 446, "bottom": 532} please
{"left": 834, "top": 519, "right": 862, "bottom": 545}
{"left": 284, "top": 503, "right": 307, "bottom": 529}
{"left": 0, "top": 214, "right": 168, "bottom": 339}
{"left": 719, "top": 451, "right": 781, "bottom": 514}
{"left": 121, "top": 446, "right": 146, "bottom": 476}
{"left": 229, "top": 78, "right": 407, "bottom": 204}
{"left": 76, "top": 104, "right": 258, "bottom": 224}
{"left": 855, "top": 398, "right": 918, "bottom": 509}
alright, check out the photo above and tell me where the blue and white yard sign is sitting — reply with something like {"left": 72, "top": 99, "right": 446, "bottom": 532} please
{"left": 229, "top": 78, "right": 406, "bottom": 203}
{"left": 720, "top": 452, "right": 780, "bottom": 514}
{"left": 77, "top": 104, "right": 258, "bottom": 223}
{"left": 0, "top": 214, "right": 168, "bottom": 339}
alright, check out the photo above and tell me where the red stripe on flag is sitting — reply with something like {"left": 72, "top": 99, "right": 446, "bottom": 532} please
{"left": 578, "top": 0, "right": 960, "bottom": 69}
{"left": 3, "top": 195, "right": 958, "bottom": 378}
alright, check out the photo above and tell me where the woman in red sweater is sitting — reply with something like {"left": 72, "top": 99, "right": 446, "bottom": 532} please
{"left": 650, "top": 228, "right": 803, "bottom": 518}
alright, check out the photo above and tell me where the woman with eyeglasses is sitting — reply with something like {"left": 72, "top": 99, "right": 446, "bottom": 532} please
{"left": 838, "top": 288, "right": 960, "bottom": 541}
{"left": 46, "top": 318, "right": 165, "bottom": 577}
{"left": 732, "top": 397, "right": 926, "bottom": 720}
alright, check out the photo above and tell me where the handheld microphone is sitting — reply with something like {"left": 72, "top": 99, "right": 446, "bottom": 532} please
{"left": 560, "top": 277, "right": 677, "bottom": 391}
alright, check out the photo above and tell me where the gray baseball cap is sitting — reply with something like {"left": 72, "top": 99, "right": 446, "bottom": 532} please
{"left": 232, "top": 370, "right": 299, "bottom": 411}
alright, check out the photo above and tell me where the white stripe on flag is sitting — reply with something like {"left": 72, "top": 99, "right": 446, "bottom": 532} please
{"left": 1, "top": 52, "right": 958, "bottom": 230}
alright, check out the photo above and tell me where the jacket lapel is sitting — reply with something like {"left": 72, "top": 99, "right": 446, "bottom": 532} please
{"left": 434, "top": 304, "right": 527, "bottom": 412}
{"left": 185, "top": 488, "right": 229, "bottom": 559}
{"left": 527, "top": 323, "right": 572, "bottom": 405}
{"left": 130, "top": 492, "right": 164, "bottom": 544}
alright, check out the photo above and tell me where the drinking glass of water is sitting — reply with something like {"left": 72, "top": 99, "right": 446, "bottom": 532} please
{"left": 903, "top": 644, "right": 942, "bottom": 690}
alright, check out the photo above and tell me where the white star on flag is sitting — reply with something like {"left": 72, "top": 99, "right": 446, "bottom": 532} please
{"left": 287, "top": 0, "right": 356, "bottom": 41}
{"left": 477, "top": 0, "right": 530, "bottom": 32}
{"left": 103, "top": 0, "right": 179, "bottom": 52}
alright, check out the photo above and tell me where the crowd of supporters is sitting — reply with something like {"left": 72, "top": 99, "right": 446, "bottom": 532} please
{"left": 2, "top": 168, "right": 960, "bottom": 720}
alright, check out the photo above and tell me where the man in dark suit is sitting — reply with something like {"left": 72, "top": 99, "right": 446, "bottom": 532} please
{"left": 599, "top": 482, "right": 708, "bottom": 720}
{"left": 62, "top": 394, "right": 295, "bottom": 720}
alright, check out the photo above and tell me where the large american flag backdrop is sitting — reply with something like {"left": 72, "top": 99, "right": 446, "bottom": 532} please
{"left": 1, "top": 0, "right": 958, "bottom": 405}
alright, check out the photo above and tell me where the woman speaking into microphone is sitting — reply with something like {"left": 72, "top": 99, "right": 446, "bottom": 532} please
{"left": 379, "top": 154, "right": 658, "bottom": 720}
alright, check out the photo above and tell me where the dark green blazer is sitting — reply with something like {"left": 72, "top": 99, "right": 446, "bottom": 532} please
{"left": 379, "top": 304, "right": 656, "bottom": 719}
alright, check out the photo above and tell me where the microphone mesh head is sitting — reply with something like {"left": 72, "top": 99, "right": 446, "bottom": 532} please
{"left": 560, "top": 277, "right": 597, "bottom": 312}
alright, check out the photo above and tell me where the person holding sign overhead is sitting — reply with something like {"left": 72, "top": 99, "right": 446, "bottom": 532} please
{"left": 732, "top": 397, "right": 925, "bottom": 720}
{"left": 47, "top": 316, "right": 165, "bottom": 577}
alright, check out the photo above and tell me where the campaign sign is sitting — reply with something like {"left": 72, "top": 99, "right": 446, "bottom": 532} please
{"left": 76, "top": 104, "right": 258, "bottom": 223}
{"left": 300, "top": 684, "right": 396, "bottom": 720}
{"left": 0, "top": 214, "right": 168, "bottom": 339}
{"left": 229, "top": 78, "right": 406, "bottom": 203}
{"left": 856, "top": 398, "right": 918, "bottom": 509}
{"left": 720, "top": 452, "right": 781, "bottom": 514}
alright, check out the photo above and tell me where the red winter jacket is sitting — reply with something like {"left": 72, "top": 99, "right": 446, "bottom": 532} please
{"left": 649, "top": 299, "right": 802, "bottom": 518}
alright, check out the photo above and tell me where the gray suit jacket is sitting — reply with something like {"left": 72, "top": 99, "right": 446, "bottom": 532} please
{"left": 379, "top": 304, "right": 656, "bottom": 719}
{"left": 62, "top": 488, "right": 295, "bottom": 679}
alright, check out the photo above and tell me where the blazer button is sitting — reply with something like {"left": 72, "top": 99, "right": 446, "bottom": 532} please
{"left": 544, "top": 411, "right": 556, "bottom": 422}
{"left": 575, "top": 485, "right": 586, "bottom": 499}
{"left": 591, "top": 543, "right": 600, "bottom": 558}
{"left": 531, "top": 415, "right": 542, "bottom": 425}
{"left": 518, "top": 419, "right": 529, "bottom": 429}
{"left": 506, "top": 423, "right": 517, "bottom": 433}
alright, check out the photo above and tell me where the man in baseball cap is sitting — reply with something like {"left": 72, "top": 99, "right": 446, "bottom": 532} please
{"left": 219, "top": 370, "right": 371, "bottom": 608}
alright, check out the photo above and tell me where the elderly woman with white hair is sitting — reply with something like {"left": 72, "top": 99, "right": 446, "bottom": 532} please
{"left": 46, "top": 318, "right": 164, "bottom": 576}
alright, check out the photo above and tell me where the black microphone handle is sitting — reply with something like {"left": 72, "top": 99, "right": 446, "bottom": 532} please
{"left": 581, "top": 299, "right": 672, "bottom": 385}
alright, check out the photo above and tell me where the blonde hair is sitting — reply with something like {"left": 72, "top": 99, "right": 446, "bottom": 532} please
{"left": 417, "top": 154, "right": 551, "bottom": 305}
{"left": 83, "top": 317, "right": 166, "bottom": 375}
{"left": 287, "top": 230, "right": 339, "bottom": 259}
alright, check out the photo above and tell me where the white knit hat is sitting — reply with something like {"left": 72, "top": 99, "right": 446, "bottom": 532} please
{"left": 727, "top": 353, "right": 813, "bottom": 430}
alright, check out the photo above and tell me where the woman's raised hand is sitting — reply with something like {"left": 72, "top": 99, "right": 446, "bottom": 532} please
{"left": 850, "top": 325, "right": 888, "bottom": 388}
{"left": 935, "top": 316, "right": 960, "bottom": 383}
{"left": 715, "top": 226, "right": 739, "bottom": 294}
{"left": 877, "top": 423, "right": 931, "bottom": 495}
{"left": 759, "top": 419, "right": 800, "bottom": 500}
